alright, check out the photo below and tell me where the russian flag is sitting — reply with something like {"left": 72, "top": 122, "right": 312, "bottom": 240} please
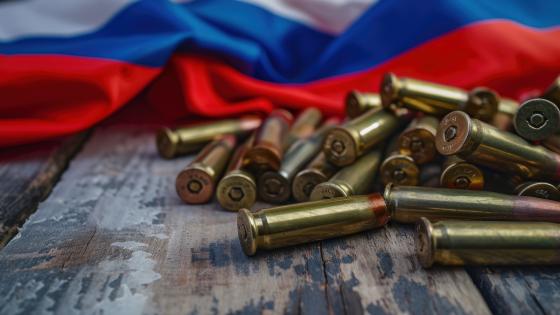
{"left": 1, "top": 0, "right": 560, "bottom": 147}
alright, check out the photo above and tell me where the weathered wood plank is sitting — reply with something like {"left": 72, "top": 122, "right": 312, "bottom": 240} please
{"left": 0, "top": 126, "right": 490, "bottom": 314}
{"left": 0, "top": 132, "right": 89, "bottom": 247}
{"left": 468, "top": 267, "right": 560, "bottom": 315}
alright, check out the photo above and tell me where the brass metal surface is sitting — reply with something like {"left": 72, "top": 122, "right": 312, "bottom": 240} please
{"left": 380, "top": 73, "right": 499, "bottom": 121}
{"left": 380, "top": 153, "right": 420, "bottom": 186}
{"left": 156, "top": 116, "right": 260, "bottom": 158}
{"left": 515, "top": 182, "right": 560, "bottom": 201}
{"left": 216, "top": 136, "right": 257, "bottom": 211}
{"left": 244, "top": 109, "right": 293, "bottom": 173}
{"left": 543, "top": 134, "right": 560, "bottom": 154}
{"left": 417, "top": 218, "right": 560, "bottom": 267}
{"left": 284, "top": 107, "right": 322, "bottom": 149}
{"left": 259, "top": 118, "right": 338, "bottom": 203}
{"left": 436, "top": 110, "right": 560, "bottom": 181}
{"left": 440, "top": 156, "right": 484, "bottom": 190}
{"left": 384, "top": 184, "right": 560, "bottom": 224}
{"left": 345, "top": 90, "right": 382, "bottom": 118}
{"left": 292, "top": 152, "right": 338, "bottom": 202}
{"left": 323, "top": 108, "right": 400, "bottom": 166}
{"left": 310, "top": 150, "right": 381, "bottom": 200}
{"left": 176, "top": 135, "right": 236, "bottom": 204}
{"left": 237, "top": 193, "right": 389, "bottom": 255}
{"left": 513, "top": 98, "right": 560, "bottom": 141}
{"left": 398, "top": 116, "right": 439, "bottom": 164}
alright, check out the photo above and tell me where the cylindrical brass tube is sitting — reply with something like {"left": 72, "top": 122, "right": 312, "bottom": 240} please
{"left": 259, "top": 118, "right": 338, "bottom": 203}
{"left": 345, "top": 91, "right": 382, "bottom": 119}
{"left": 323, "top": 109, "right": 400, "bottom": 166}
{"left": 284, "top": 107, "right": 322, "bottom": 149}
{"left": 397, "top": 116, "right": 439, "bottom": 164}
{"left": 417, "top": 218, "right": 560, "bottom": 267}
{"left": 513, "top": 99, "right": 560, "bottom": 141}
{"left": 237, "top": 193, "right": 389, "bottom": 255}
{"left": 515, "top": 182, "right": 560, "bottom": 201}
{"left": 244, "top": 109, "right": 293, "bottom": 173}
{"left": 310, "top": 150, "right": 381, "bottom": 200}
{"left": 176, "top": 135, "right": 236, "bottom": 204}
{"left": 440, "top": 156, "right": 484, "bottom": 190}
{"left": 491, "top": 97, "right": 518, "bottom": 131}
{"left": 216, "top": 136, "right": 257, "bottom": 211}
{"left": 157, "top": 116, "right": 260, "bottom": 159}
{"left": 292, "top": 152, "right": 338, "bottom": 202}
{"left": 384, "top": 184, "right": 560, "bottom": 224}
{"left": 436, "top": 111, "right": 560, "bottom": 181}
{"left": 380, "top": 72, "right": 499, "bottom": 122}
{"left": 542, "top": 75, "right": 560, "bottom": 106}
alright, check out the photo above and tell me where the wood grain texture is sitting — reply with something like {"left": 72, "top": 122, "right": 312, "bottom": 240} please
{"left": 0, "top": 132, "right": 89, "bottom": 246}
{"left": 0, "top": 126, "right": 490, "bottom": 314}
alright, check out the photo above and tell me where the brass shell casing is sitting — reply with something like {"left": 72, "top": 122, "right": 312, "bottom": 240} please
{"left": 384, "top": 184, "right": 560, "bottom": 224}
{"left": 284, "top": 107, "right": 322, "bottom": 150}
{"left": 244, "top": 109, "right": 293, "bottom": 173}
{"left": 515, "top": 182, "right": 560, "bottom": 201}
{"left": 323, "top": 109, "right": 400, "bottom": 166}
{"left": 216, "top": 136, "right": 257, "bottom": 211}
{"left": 440, "top": 156, "right": 484, "bottom": 190}
{"left": 157, "top": 116, "right": 260, "bottom": 159}
{"left": 237, "top": 194, "right": 389, "bottom": 255}
{"left": 417, "top": 218, "right": 560, "bottom": 267}
{"left": 259, "top": 118, "right": 338, "bottom": 203}
{"left": 345, "top": 91, "right": 382, "bottom": 119}
{"left": 397, "top": 116, "right": 439, "bottom": 164}
{"left": 292, "top": 153, "right": 338, "bottom": 202}
{"left": 380, "top": 72, "right": 499, "bottom": 122}
{"left": 380, "top": 153, "right": 420, "bottom": 186}
{"left": 513, "top": 98, "right": 560, "bottom": 141}
{"left": 436, "top": 111, "right": 560, "bottom": 181}
{"left": 310, "top": 150, "right": 381, "bottom": 200}
{"left": 176, "top": 135, "right": 236, "bottom": 204}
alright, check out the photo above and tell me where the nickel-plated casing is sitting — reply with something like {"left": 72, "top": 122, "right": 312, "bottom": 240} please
{"left": 259, "top": 118, "right": 338, "bottom": 203}
{"left": 417, "top": 218, "right": 560, "bottom": 267}
{"left": 216, "top": 136, "right": 257, "bottom": 211}
{"left": 397, "top": 116, "right": 439, "bottom": 164}
{"left": 515, "top": 182, "right": 560, "bottom": 201}
{"left": 436, "top": 111, "right": 560, "bottom": 181}
{"left": 345, "top": 91, "right": 382, "bottom": 119}
{"left": 380, "top": 72, "right": 499, "bottom": 122}
{"left": 176, "top": 135, "right": 236, "bottom": 204}
{"left": 284, "top": 107, "right": 322, "bottom": 149}
{"left": 310, "top": 150, "right": 381, "bottom": 200}
{"left": 384, "top": 184, "right": 560, "bottom": 224}
{"left": 323, "top": 109, "right": 400, "bottom": 166}
{"left": 292, "top": 152, "right": 338, "bottom": 202}
{"left": 244, "top": 109, "right": 293, "bottom": 173}
{"left": 157, "top": 116, "right": 260, "bottom": 159}
{"left": 513, "top": 98, "right": 560, "bottom": 141}
{"left": 440, "top": 156, "right": 484, "bottom": 190}
{"left": 237, "top": 194, "right": 389, "bottom": 255}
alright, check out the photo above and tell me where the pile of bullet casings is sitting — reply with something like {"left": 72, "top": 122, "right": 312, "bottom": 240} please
{"left": 157, "top": 72, "right": 560, "bottom": 268}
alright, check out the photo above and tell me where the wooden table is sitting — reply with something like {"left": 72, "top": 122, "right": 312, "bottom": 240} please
{"left": 1, "top": 124, "right": 559, "bottom": 315}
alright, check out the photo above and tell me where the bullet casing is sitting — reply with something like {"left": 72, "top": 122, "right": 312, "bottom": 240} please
{"left": 513, "top": 98, "right": 560, "bottom": 141}
{"left": 216, "top": 136, "right": 257, "bottom": 211}
{"left": 157, "top": 116, "right": 260, "bottom": 158}
{"left": 543, "top": 134, "right": 560, "bottom": 154}
{"left": 345, "top": 91, "right": 382, "bottom": 118}
{"left": 259, "top": 118, "right": 338, "bottom": 203}
{"left": 417, "top": 218, "right": 560, "bottom": 267}
{"left": 176, "top": 135, "right": 236, "bottom": 204}
{"left": 237, "top": 194, "right": 389, "bottom": 255}
{"left": 384, "top": 185, "right": 560, "bottom": 224}
{"left": 310, "top": 150, "right": 382, "bottom": 200}
{"left": 292, "top": 153, "right": 338, "bottom": 202}
{"left": 440, "top": 156, "right": 484, "bottom": 190}
{"left": 380, "top": 152, "right": 420, "bottom": 186}
{"left": 436, "top": 111, "right": 560, "bottom": 181}
{"left": 244, "top": 109, "right": 293, "bottom": 173}
{"left": 381, "top": 73, "right": 499, "bottom": 122}
{"left": 398, "top": 116, "right": 439, "bottom": 164}
{"left": 323, "top": 109, "right": 400, "bottom": 166}
{"left": 515, "top": 182, "right": 560, "bottom": 201}
{"left": 492, "top": 98, "right": 518, "bottom": 131}
{"left": 284, "top": 107, "right": 322, "bottom": 149}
